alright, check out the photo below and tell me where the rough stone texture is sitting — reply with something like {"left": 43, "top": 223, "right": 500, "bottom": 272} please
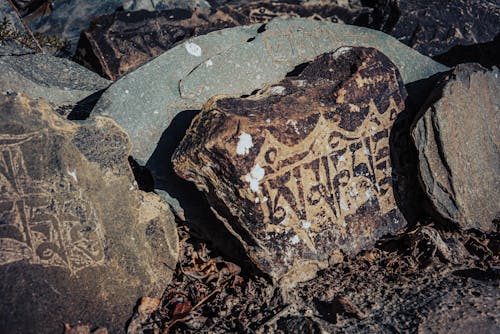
{"left": 0, "top": 93, "right": 178, "bottom": 333}
{"left": 74, "top": 8, "right": 246, "bottom": 80}
{"left": 0, "top": 1, "right": 25, "bottom": 32}
{"left": 0, "top": 53, "right": 110, "bottom": 110}
{"left": 74, "top": 2, "right": 375, "bottom": 80}
{"left": 412, "top": 64, "right": 499, "bottom": 232}
{"left": 179, "top": 18, "right": 447, "bottom": 103}
{"left": 390, "top": 0, "right": 500, "bottom": 57}
{"left": 122, "top": 0, "right": 211, "bottom": 11}
{"left": 172, "top": 47, "right": 407, "bottom": 283}
{"left": 28, "top": 0, "right": 123, "bottom": 54}
{"left": 94, "top": 19, "right": 448, "bottom": 165}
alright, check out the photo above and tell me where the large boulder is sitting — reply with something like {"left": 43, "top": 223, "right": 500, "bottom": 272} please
{"left": 93, "top": 18, "right": 448, "bottom": 165}
{"left": 0, "top": 53, "right": 110, "bottom": 112}
{"left": 0, "top": 93, "right": 178, "bottom": 333}
{"left": 172, "top": 47, "right": 408, "bottom": 283}
{"left": 412, "top": 64, "right": 499, "bottom": 232}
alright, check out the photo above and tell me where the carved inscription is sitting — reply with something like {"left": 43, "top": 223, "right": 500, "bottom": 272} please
{"left": 0, "top": 132, "right": 105, "bottom": 274}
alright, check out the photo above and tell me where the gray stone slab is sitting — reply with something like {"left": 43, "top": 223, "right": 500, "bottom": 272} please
{"left": 179, "top": 19, "right": 449, "bottom": 102}
{"left": 0, "top": 53, "right": 110, "bottom": 109}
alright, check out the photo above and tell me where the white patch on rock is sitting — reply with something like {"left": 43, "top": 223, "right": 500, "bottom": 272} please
{"left": 67, "top": 169, "right": 77, "bottom": 183}
{"left": 236, "top": 132, "right": 253, "bottom": 155}
{"left": 245, "top": 164, "right": 265, "bottom": 193}
{"left": 290, "top": 235, "right": 300, "bottom": 245}
{"left": 333, "top": 46, "right": 352, "bottom": 59}
{"left": 206, "top": 59, "right": 213, "bottom": 67}
{"left": 270, "top": 85, "right": 286, "bottom": 95}
{"left": 301, "top": 220, "right": 311, "bottom": 229}
{"left": 185, "top": 42, "right": 202, "bottom": 57}
{"left": 365, "top": 188, "right": 373, "bottom": 200}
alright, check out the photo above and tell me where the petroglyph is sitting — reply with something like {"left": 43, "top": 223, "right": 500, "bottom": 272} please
{"left": 173, "top": 47, "right": 407, "bottom": 282}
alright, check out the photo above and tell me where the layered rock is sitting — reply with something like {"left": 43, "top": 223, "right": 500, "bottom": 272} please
{"left": 0, "top": 93, "right": 178, "bottom": 333}
{"left": 0, "top": 53, "right": 110, "bottom": 112}
{"left": 172, "top": 47, "right": 407, "bottom": 283}
{"left": 412, "top": 64, "right": 499, "bottom": 232}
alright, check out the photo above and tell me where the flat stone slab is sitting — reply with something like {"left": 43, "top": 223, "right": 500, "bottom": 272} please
{"left": 94, "top": 18, "right": 448, "bottom": 165}
{"left": 412, "top": 64, "right": 499, "bottom": 232}
{"left": 0, "top": 93, "right": 178, "bottom": 333}
{"left": 172, "top": 47, "right": 408, "bottom": 283}
{"left": 0, "top": 53, "right": 110, "bottom": 110}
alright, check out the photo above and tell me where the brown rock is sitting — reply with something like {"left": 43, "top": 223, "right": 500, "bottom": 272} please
{"left": 172, "top": 47, "right": 407, "bottom": 283}
{"left": 0, "top": 93, "right": 178, "bottom": 333}
{"left": 412, "top": 64, "right": 499, "bottom": 232}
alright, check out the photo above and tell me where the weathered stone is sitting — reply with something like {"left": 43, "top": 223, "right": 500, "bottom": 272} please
{"left": 412, "top": 64, "right": 499, "bottom": 232}
{"left": 74, "top": 8, "right": 246, "bottom": 80}
{"left": 75, "top": 2, "right": 374, "bottom": 80}
{"left": 172, "top": 47, "right": 407, "bottom": 283}
{"left": 94, "top": 19, "right": 448, "bottom": 165}
{"left": 390, "top": 0, "right": 500, "bottom": 57}
{"left": 122, "top": 0, "right": 211, "bottom": 11}
{"left": 0, "top": 53, "right": 110, "bottom": 111}
{"left": 0, "top": 93, "right": 178, "bottom": 333}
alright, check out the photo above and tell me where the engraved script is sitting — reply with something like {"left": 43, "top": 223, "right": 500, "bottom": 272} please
{"left": 0, "top": 132, "right": 105, "bottom": 274}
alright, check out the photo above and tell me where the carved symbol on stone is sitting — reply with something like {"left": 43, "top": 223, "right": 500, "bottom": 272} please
{"left": 0, "top": 132, "right": 105, "bottom": 275}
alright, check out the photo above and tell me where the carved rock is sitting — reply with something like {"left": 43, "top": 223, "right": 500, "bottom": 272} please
{"left": 0, "top": 53, "right": 110, "bottom": 112}
{"left": 390, "top": 0, "right": 500, "bottom": 57}
{"left": 0, "top": 93, "right": 178, "bottom": 333}
{"left": 94, "top": 19, "right": 447, "bottom": 165}
{"left": 412, "top": 64, "right": 499, "bottom": 232}
{"left": 74, "top": 1, "right": 382, "bottom": 80}
{"left": 172, "top": 47, "right": 407, "bottom": 283}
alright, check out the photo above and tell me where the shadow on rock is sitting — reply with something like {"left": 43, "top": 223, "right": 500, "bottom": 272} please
{"left": 390, "top": 72, "right": 448, "bottom": 227}
{"left": 433, "top": 33, "right": 500, "bottom": 69}
{"left": 145, "top": 109, "right": 254, "bottom": 270}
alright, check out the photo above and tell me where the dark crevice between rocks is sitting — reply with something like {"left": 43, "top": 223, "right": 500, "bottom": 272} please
{"left": 257, "top": 23, "right": 267, "bottom": 33}
{"left": 240, "top": 88, "right": 260, "bottom": 98}
{"left": 145, "top": 109, "right": 261, "bottom": 277}
{"left": 432, "top": 33, "right": 500, "bottom": 69}
{"left": 389, "top": 72, "right": 448, "bottom": 228}
{"left": 128, "top": 156, "right": 154, "bottom": 192}
{"left": 285, "top": 61, "right": 310, "bottom": 77}
{"left": 67, "top": 88, "right": 107, "bottom": 120}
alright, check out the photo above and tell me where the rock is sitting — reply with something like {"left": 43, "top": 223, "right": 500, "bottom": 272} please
{"left": 0, "top": 1, "right": 25, "bottom": 33}
{"left": 74, "top": 8, "right": 246, "bottom": 80}
{"left": 0, "top": 93, "right": 178, "bottom": 333}
{"left": 172, "top": 47, "right": 408, "bottom": 283}
{"left": 94, "top": 18, "right": 448, "bottom": 165}
{"left": 28, "top": 0, "right": 124, "bottom": 54}
{"left": 75, "top": 2, "right": 375, "bottom": 80}
{"left": 390, "top": 0, "right": 500, "bottom": 57}
{"left": 412, "top": 64, "right": 499, "bottom": 232}
{"left": 0, "top": 53, "right": 110, "bottom": 112}
{"left": 122, "top": 0, "right": 211, "bottom": 11}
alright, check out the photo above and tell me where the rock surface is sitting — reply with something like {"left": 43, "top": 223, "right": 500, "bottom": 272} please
{"left": 94, "top": 18, "right": 448, "bottom": 165}
{"left": 390, "top": 0, "right": 500, "bottom": 57}
{"left": 0, "top": 53, "right": 110, "bottom": 111}
{"left": 172, "top": 47, "right": 407, "bottom": 283}
{"left": 75, "top": 2, "right": 375, "bottom": 80}
{"left": 0, "top": 93, "right": 178, "bottom": 333}
{"left": 412, "top": 64, "right": 499, "bottom": 232}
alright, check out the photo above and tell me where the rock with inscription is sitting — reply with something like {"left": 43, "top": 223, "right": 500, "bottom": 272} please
{"left": 0, "top": 53, "right": 110, "bottom": 111}
{"left": 172, "top": 47, "right": 407, "bottom": 283}
{"left": 390, "top": 0, "right": 500, "bottom": 57}
{"left": 74, "top": 1, "right": 374, "bottom": 80}
{"left": 94, "top": 18, "right": 448, "bottom": 165}
{"left": 0, "top": 93, "right": 178, "bottom": 333}
{"left": 412, "top": 64, "right": 499, "bottom": 232}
